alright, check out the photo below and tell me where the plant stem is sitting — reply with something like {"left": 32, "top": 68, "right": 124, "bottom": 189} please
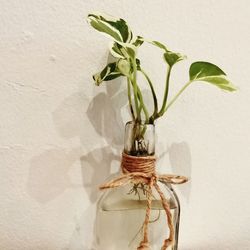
{"left": 140, "top": 69, "right": 158, "bottom": 121}
{"left": 165, "top": 80, "right": 192, "bottom": 112}
{"left": 136, "top": 86, "right": 149, "bottom": 123}
{"left": 157, "top": 66, "right": 172, "bottom": 117}
{"left": 127, "top": 78, "right": 135, "bottom": 120}
{"left": 131, "top": 60, "right": 141, "bottom": 121}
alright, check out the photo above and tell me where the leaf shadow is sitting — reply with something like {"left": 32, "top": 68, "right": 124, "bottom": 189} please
{"left": 80, "top": 145, "right": 121, "bottom": 203}
{"left": 27, "top": 92, "right": 90, "bottom": 203}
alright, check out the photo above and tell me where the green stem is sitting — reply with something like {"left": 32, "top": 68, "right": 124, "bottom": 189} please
{"left": 127, "top": 78, "right": 135, "bottom": 120}
{"left": 165, "top": 80, "right": 192, "bottom": 112}
{"left": 140, "top": 69, "right": 158, "bottom": 121}
{"left": 131, "top": 60, "right": 141, "bottom": 121}
{"left": 136, "top": 87, "right": 149, "bottom": 123}
{"left": 158, "top": 66, "right": 172, "bottom": 117}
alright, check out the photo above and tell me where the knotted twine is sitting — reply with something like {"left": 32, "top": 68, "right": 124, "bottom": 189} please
{"left": 100, "top": 152, "right": 188, "bottom": 250}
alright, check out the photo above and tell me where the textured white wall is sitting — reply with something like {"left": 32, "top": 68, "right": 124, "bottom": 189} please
{"left": 0, "top": 1, "right": 250, "bottom": 249}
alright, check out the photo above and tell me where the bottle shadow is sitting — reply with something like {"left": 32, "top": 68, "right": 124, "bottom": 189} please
{"left": 26, "top": 56, "right": 129, "bottom": 249}
{"left": 27, "top": 147, "right": 83, "bottom": 203}
{"left": 168, "top": 141, "right": 192, "bottom": 202}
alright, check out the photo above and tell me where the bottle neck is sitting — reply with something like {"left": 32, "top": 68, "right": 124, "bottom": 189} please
{"left": 124, "top": 121, "right": 155, "bottom": 156}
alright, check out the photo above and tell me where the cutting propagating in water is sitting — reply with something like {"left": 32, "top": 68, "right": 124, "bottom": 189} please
{"left": 86, "top": 12, "right": 237, "bottom": 250}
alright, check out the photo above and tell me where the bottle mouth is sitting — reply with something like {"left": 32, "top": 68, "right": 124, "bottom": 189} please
{"left": 124, "top": 121, "right": 155, "bottom": 156}
{"left": 126, "top": 120, "right": 155, "bottom": 128}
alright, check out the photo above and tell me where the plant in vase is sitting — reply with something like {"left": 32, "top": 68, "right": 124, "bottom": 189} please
{"left": 87, "top": 12, "right": 236, "bottom": 250}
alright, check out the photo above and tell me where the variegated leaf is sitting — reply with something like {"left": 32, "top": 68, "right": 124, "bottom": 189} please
{"left": 87, "top": 13, "right": 133, "bottom": 43}
{"left": 109, "top": 42, "right": 124, "bottom": 58}
{"left": 150, "top": 40, "right": 169, "bottom": 51}
{"left": 189, "top": 62, "right": 237, "bottom": 91}
{"left": 109, "top": 41, "right": 137, "bottom": 59}
{"left": 93, "top": 62, "right": 122, "bottom": 86}
{"left": 164, "top": 51, "right": 186, "bottom": 66}
{"left": 149, "top": 40, "right": 186, "bottom": 66}
{"left": 132, "top": 36, "right": 144, "bottom": 47}
{"left": 136, "top": 58, "right": 141, "bottom": 70}
{"left": 116, "top": 41, "right": 137, "bottom": 58}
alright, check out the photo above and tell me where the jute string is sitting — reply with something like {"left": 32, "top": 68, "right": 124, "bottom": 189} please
{"left": 100, "top": 152, "right": 188, "bottom": 250}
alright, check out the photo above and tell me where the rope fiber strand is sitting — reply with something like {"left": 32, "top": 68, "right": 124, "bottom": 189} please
{"left": 99, "top": 152, "right": 188, "bottom": 250}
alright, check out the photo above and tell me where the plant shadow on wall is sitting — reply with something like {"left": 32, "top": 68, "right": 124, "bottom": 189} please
{"left": 27, "top": 89, "right": 103, "bottom": 250}
{"left": 29, "top": 76, "right": 128, "bottom": 203}
{"left": 81, "top": 77, "right": 128, "bottom": 203}
{"left": 27, "top": 92, "right": 89, "bottom": 204}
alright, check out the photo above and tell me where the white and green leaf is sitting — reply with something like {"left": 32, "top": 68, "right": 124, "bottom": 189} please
{"left": 189, "top": 61, "right": 237, "bottom": 91}
{"left": 149, "top": 40, "right": 186, "bottom": 66}
{"left": 109, "top": 41, "right": 137, "bottom": 59}
{"left": 136, "top": 58, "right": 141, "bottom": 70}
{"left": 109, "top": 42, "right": 124, "bottom": 58}
{"left": 87, "top": 13, "right": 133, "bottom": 43}
{"left": 164, "top": 51, "right": 186, "bottom": 66}
{"left": 93, "top": 62, "right": 122, "bottom": 85}
{"left": 150, "top": 40, "right": 169, "bottom": 50}
{"left": 132, "top": 36, "right": 144, "bottom": 47}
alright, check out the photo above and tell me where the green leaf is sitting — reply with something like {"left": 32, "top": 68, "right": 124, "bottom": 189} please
{"left": 132, "top": 36, "right": 144, "bottom": 47}
{"left": 136, "top": 58, "right": 141, "bottom": 70}
{"left": 150, "top": 40, "right": 169, "bottom": 50}
{"left": 125, "top": 46, "right": 136, "bottom": 58}
{"left": 87, "top": 13, "right": 132, "bottom": 42}
{"left": 164, "top": 51, "right": 186, "bottom": 67}
{"left": 115, "top": 41, "right": 137, "bottom": 58}
{"left": 190, "top": 61, "right": 225, "bottom": 80}
{"left": 93, "top": 62, "right": 122, "bottom": 85}
{"left": 149, "top": 40, "right": 186, "bottom": 66}
{"left": 109, "top": 41, "right": 137, "bottom": 59}
{"left": 109, "top": 42, "right": 124, "bottom": 58}
{"left": 189, "top": 61, "right": 237, "bottom": 91}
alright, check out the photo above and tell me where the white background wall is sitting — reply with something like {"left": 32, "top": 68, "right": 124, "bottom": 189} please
{"left": 1, "top": 1, "right": 250, "bottom": 249}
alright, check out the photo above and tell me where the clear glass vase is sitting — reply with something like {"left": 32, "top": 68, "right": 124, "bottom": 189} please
{"left": 94, "top": 121, "right": 181, "bottom": 250}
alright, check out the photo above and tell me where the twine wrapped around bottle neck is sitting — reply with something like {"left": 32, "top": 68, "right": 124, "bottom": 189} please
{"left": 100, "top": 152, "right": 188, "bottom": 250}
{"left": 121, "top": 152, "right": 156, "bottom": 174}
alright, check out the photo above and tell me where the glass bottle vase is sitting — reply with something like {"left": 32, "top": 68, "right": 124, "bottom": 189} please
{"left": 94, "top": 121, "right": 181, "bottom": 250}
